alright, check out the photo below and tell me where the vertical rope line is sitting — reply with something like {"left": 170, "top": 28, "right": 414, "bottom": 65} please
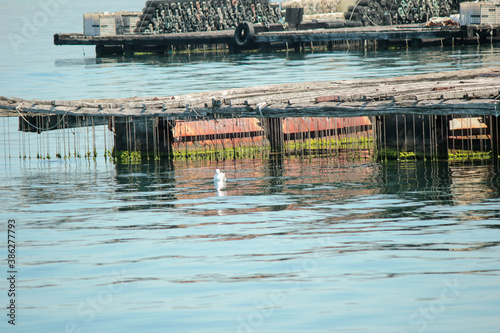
{"left": 412, "top": 115, "right": 416, "bottom": 158}
{"left": 219, "top": 115, "right": 225, "bottom": 159}
{"left": 356, "top": 117, "right": 361, "bottom": 160}
{"left": 292, "top": 118, "right": 297, "bottom": 156}
{"left": 41, "top": 116, "right": 45, "bottom": 159}
{"left": 103, "top": 117, "right": 107, "bottom": 160}
{"left": 396, "top": 115, "right": 399, "bottom": 160}
{"left": 25, "top": 116, "right": 29, "bottom": 159}
{"left": 341, "top": 117, "right": 346, "bottom": 160}
{"left": 327, "top": 117, "right": 331, "bottom": 157}
{"left": 421, "top": 116, "right": 425, "bottom": 161}
{"left": 62, "top": 115, "right": 66, "bottom": 158}
{"left": 382, "top": 116, "right": 387, "bottom": 161}
{"left": 480, "top": 116, "right": 484, "bottom": 156}
{"left": 495, "top": 116, "right": 499, "bottom": 160}
{"left": 128, "top": 117, "right": 132, "bottom": 156}
{"left": 160, "top": 118, "right": 169, "bottom": 152}
{"left": 373, "top": 116, "right": 378, "bottom": 161}
{"left": 64, "top": 116, "right": 68, "bottom": 158}
{"left": 447, "top": 116, "right": 451, "bottom": 160}
{"left": 92, "top": 117, "right": 96, "bottom": 159}
{"left": 428, "top": 115, "right": 433, "bottom": 160}
{"left": 18, "top": 119, "right": 25, "bottom": 159}
{"left": 35, "top": 116, "right": 39, "bottom": 159}
{"left": 54, "top": 115, "right": 58, "bottom": 158}
{"left": 403, "top": 115, "right": 409, "bottom": 152}
{"left": 133, "top": 119, "right": 137, "bottom": 153}
{"left": 184, "top": 118, "right": 190, "bottom": 160}
{"left": 86, "top": 116, "right": 90, "bottom": 158}
{"left": 46, "top": 116, "right": 50, "bottom": 159}
{"left": 170, "top": 118, "right": 174, "bottom": 160}
{"left": 451, "top": 115, "right": 455, "bottom": 154}
{"left": 72, "top": 116, "right": 80, "bottom": 158}
{"left": 43, "top": 116, "right": 51, "bottom": 158}
{"left": 460, "top": 115, "right": 464, "bottom": 152}
{"left": 152, "top": 118, "right": 157, "bottom": 159}
{"left": 230, "top": 117, "right": 238, "bottom": 160}
{"left": 145, "top": 117, "right": 149, "bottom": 160}
{"left": 156, "top": 118, "right": 160, "bottom": 160}
{"left": 469, "top": 116, "right": 473, "bottom": 158}
{"left": 488, "top": 116, "right": 493, "bottom": 159}
{"left": 72, "top": 116, "right": 76, "bottom": 159}
{"left": 297, "top": 117, "right": 306, "bottom": 158}
{"left": 36, "top": 116, "right": 43, "bottom": 159}
{"left": 77, "top": 116, "right": 81, "bottom": 158}
{"left": 307, "top": 117, "right": 311, "bottom": 157}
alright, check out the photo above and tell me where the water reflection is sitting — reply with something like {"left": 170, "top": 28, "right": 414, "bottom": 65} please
{"left": 47, "top": 44, "right": 500, "bottom": 100}
{"left": 108, "top": 157, "right": 500, "bottom": 220}
{"left": 5, "top": 153, "right": 500, "bottom": 333}
{"left": 114, "top": 161, "right": 176, "bottom": 210}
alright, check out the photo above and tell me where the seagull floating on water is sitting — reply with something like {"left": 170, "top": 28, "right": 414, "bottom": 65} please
{"left": 214, "top": 169, "right": 226, "bottom": 190}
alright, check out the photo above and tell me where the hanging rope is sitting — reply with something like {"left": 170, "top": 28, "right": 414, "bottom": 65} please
{"left": 494, "top": 93, "right": 500, "bottom": 115}
{"left": 16, "top": 103, "right": 72, "bottom": 132}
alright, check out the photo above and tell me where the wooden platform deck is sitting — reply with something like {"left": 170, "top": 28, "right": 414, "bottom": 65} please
{"left": 254, "top": 24, "right": 464, "bottom": 43}
{"left": 54, "top": 30, "right": 234, "bottom": 47}
{"left": 54, "top": 23, "right": 500, "bottom": 54}
{"left": 2, "top": 67, "right": 500, "bottom": 119}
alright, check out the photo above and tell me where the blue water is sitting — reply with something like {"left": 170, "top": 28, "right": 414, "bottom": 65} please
{"left": 1, "top": 0, "right": 500, "bottom": 332}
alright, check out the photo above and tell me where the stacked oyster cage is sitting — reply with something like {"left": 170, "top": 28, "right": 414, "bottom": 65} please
{"left": 344, "top": 0, "right": 459, "bottom": 26}
{"left": 135, "top": 0, "right": 282, "bottom": 34}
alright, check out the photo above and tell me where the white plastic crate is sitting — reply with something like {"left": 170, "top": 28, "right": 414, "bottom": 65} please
{"left": 460, "top": 1, "right": 500, "bottom": 25}
{"left": 84, "top": 12, "right": 141, "bottom": 36}
{"left": 83, "top": 13, "right": 116, "bottom": 36}
{"left": 115, "top": 12, "right": 142, "bottom": 35}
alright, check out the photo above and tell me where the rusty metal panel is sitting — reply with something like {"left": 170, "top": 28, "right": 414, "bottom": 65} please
{"left": 173, "top": 117, "right": 373, "bottom": 146}
{"left": 173, "top": 118, "right": 262, "bottom": 139}
{"left": 283, "top": 117, "right": 372, "bottom": 135}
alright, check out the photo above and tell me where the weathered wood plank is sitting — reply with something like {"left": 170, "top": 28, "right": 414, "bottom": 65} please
{"left": 3, "top": 67, "right": 500, "bottom": 119}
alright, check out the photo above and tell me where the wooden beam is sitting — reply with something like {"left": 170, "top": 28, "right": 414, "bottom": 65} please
{"left": 3, "top": 67, "right": 500, "bottom": 119}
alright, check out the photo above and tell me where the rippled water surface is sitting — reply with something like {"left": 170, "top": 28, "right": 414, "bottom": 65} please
{"left": 1, "top": 116, "right": 500, "bottom": 332}
{"left": 1, "top": 0, "right": 500, "bottom": 332}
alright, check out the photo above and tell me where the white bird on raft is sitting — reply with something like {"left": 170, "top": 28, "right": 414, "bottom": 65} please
{"left": 214, "top": 169, "right": 227, "bottom": 190}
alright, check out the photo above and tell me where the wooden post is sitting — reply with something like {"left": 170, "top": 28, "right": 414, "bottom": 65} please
{"left": 375, "top": 114, "right": 440, "bottom": 160}
{"left": 436, "top": 115, "right": 450, "bottom": 159}
{"left": 95, "top": 44, "right": 124, "bottom": 56}
{"left": 372, "top": 116, "right": 382, "bottom": 158}
{"left": 112, "top": 116, "right": 174, "bottom": 158}
{"left": 123, "top": 43, "right": 134, "bottom": 55}
{"left": 263, "top": 117, "right": 284, "bottom": 152}
{"left": 486, "top": 116, "right": 500, "bottom": 161}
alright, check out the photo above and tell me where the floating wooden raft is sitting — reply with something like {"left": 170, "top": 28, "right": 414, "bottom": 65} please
{"left": 54, "top": 23, "right": 497, "bottom": 52}
{"left": 2, "top": 67, "right": 500, "bottom": 119}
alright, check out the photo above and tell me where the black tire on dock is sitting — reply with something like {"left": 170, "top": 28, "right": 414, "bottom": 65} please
{"left": 145, "top": 0, "right": 168, "bottom": 7}
{"left": 142, "top": 6, "right": 157, "bottom": 14}
{"left": 345, "top": 20, "right": 363, "bottom": 27}
{"left": 357, "top": 0, "right": 371, "bottom": 6}
{"left": 234, "top": 22, "right": 255, "bottom": 47}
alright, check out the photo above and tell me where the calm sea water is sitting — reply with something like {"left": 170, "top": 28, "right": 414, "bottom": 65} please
{"left": 1, "top": 0, "right": 500, "bottom": 332}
